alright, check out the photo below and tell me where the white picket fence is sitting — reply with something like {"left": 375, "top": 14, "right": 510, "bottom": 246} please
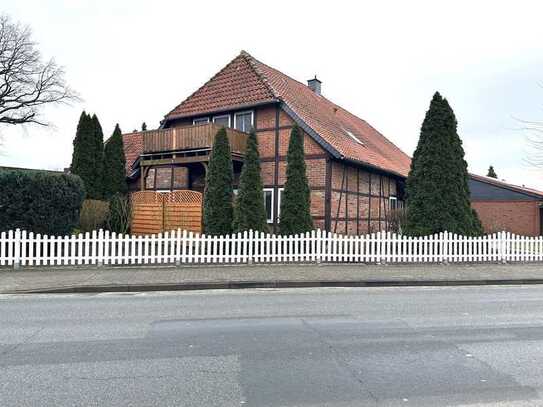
{"left": 0, "top": 229, "right": 542, "bottom": 268}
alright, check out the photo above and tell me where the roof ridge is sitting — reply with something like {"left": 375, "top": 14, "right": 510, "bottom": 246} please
{"left": 239, "top": 50, "right": 280, "bottom": 100}
{"left": 163, "top": 53, "right": 254, "bottom": 120}
{"left": 470, "top": 173, "right": 543, "bottom": 197}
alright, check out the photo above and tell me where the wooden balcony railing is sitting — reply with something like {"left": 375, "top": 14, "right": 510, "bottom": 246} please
{"left": 142, "top": 123, "right": 248, "bottom": 155}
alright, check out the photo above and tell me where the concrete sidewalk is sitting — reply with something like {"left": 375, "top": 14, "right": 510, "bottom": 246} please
{"left": 2, "top": 262, "right": 543, "bottom": 293}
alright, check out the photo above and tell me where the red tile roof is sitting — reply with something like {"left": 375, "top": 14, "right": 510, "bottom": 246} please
{"left": 122, "top": 131, "right": 143, "bottom": 176}
{"left": 165, "top": 54, "right": 277, "bottom": 120}
{"left": 243, "top": 53, "right": 411, "bottom": 177}
{"left": 469, "top": 173, "right": 543, "bottom": 199}
{"left": 125, "top": 51, "right": 411, "bottom": 177}
{"left": 165, "top": 51, "right": 411, "bottom": 177}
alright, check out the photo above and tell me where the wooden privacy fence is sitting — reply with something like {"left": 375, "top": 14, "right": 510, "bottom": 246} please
{"left": 131, "top": 190, "right": 202, "bottom": 235}
{"left": 1, "top": 229, "right": 543, "bottom": 268}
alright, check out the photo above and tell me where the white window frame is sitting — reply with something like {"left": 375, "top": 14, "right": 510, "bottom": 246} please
{"left": 213, "top": 114, "right": 231, "bottom": 128}
{"left": 193, "top": 117, "right": 209, "bottom": 125}
{"left": 263, "top": 188, "right": 274, "bottom": 223}
{"left": 389, "top": 196, "right": 398, "bottom": 210}
{"left": 234, "top": 110, "right": 254, "bottom": 132}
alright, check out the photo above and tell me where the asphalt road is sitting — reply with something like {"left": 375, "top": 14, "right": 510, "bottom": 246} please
{"left": 2, "top": 286, "right": 543, "bottom": 406}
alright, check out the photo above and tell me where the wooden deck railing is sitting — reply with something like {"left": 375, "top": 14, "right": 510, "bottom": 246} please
{"left": 142, "top": 123, "right": 248, "bottom": 154}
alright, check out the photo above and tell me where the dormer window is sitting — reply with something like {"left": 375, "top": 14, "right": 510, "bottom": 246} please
{"left": 234, "top": 111, "right": 253, "bottom": 132}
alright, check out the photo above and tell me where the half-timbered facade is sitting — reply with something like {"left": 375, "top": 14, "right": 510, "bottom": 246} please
{"left": 123, "top": 51, "right": 411, "bottom": 234}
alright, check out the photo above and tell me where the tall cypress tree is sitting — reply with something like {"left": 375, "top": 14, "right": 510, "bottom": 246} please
{"left": 233, "top": 130, "right": 268, "bottom": 232}
{"left": 279, "top": 124, "right": 313, "bottom": 234}
{"left": 203, "top": 127, "right": 234, "bottom": 235}
{"left": 71, "top": 111, "right": 95, "bottom": 197}
{"left": 103, "top": 124, "right": 128, "bottom": 199}
{"left": 84, "top": 114, "right": 105, "bottom": 199}
{"left": 487, "top": 165, "right": 497, "bottom": 179}
{"left": 404, "top": 92, "right": 482, "bottom": 236}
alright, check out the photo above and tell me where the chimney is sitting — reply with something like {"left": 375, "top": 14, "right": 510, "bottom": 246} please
{"left": 307, "top": 76, "right": 322, "bottom": 95}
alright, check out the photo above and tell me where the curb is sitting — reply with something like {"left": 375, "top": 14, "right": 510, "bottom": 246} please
{"left": 7, "top": 278, "right": 543, "bottom": 294}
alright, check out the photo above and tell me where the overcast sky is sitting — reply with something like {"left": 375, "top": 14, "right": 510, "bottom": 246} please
{"left": 2, "top": 0, "right": 543, "bottom": 188}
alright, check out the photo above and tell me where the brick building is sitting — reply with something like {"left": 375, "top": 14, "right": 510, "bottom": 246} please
{"left": 123, "top": 51, "right": 410, "bottom": 234}
{"left": 469, "top": 174, "right": 543, "bottom": 236}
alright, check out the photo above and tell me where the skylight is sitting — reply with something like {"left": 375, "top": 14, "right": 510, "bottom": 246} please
{"left": 344, "top": 129, "right": 364, "bottom": 146}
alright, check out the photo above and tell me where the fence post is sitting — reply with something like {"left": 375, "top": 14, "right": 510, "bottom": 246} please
{"left": 97, "top": 229, "right": 104, "bottom": 267}
{"left": 442, "top": 231, "right": 448, "bottom": 265}
{"left": 247, "top": 229, "right": 254, "bottom": 264}
{"left": 175, "top": 229, "right": 181, "bottom": 266}
{"left": 13, "top": 229, "right": 21, "bottom": 270}
{"left": 500, "top": 231, "right": 507, "bottom": 264}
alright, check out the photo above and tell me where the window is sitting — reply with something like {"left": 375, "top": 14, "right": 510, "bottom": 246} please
{"left": 234, "top": 111, "right": 253, "bottom": 132}
{"left": 213, "top": 114, "right": 231, "bottom": 128}
{"left": 233, "top": 188, "right": 273, "bottom": 223}
{"left": 193, "top": 117, "right": 209, "bottom": 125}
{"left": 389, "top": 196, "right": 398, "bottom": 210}
{"left": 172, "top": 167, "right": 188, "bottom": 189}
{"left": 263, "top": 188, "right": 274, "bottom": 223}
{"left": 145, "top": 168, "right": 156, "bottom": 189}
{"left": 156, "top": 167, "right": 172, "bottom": 190}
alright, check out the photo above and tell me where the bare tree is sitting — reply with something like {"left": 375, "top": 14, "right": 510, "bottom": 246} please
{"left": 0, "top": 14, "right": 77, "bottom": 126}
{"left": 522, "top": 119, "right": 543, "bottom": 169}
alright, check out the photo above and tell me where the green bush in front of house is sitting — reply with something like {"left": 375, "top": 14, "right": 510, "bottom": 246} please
{"left": 279, "top": 124, "right": 313, "bottom": 235}
{"left": 203, "top": 127, "right": 234, "bottom": 235}
{"left": 233, "top": 130, "right": 268, "bottom": 232}
{"left": 0, "top": 169, "right": 85, "bottom": 235}
{"left": 404, "top": 92, "right": 482, "bottom": 236}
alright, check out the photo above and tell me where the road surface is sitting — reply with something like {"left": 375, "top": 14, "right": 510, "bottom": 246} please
{"left": 2, "top": 285, "right": 543, "bottom": 406}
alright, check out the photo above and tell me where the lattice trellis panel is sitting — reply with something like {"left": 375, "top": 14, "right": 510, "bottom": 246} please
{"left": 131, "top": 191, "right": 202, "bottom": 235}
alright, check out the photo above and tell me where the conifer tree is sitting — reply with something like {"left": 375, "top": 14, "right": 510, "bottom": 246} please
{"left": 71, "top": 111, "right": 101, "bottom": 198}
{"left": 404, "top": 92, "right": 482, "bottom": 236}
{"left": 233, "top": 130, "right": 268, "bottom": 232}
{"left": 487, "top": 165, "right": 497, "bottom": 179}
{"left": 86, "top": 114, "right": 105, "bottom": 199}
{"left": 279, "top": 124, "right": 313, "bottom": 234}
{"left": 203, "top": 127, "right": 234, "bottom": 235}
{"left": 103, "top": 124, "right": 128, "bottom": 199}
{"left": 141, "top": 122, "right": 147, "bottom": 131}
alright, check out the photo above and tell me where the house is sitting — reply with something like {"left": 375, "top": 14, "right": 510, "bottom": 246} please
{"left": 469, "top": 174, "right": 543, "bottom": 236}
{"left": 123, "top": 50, "right": 410, "bottom": 234}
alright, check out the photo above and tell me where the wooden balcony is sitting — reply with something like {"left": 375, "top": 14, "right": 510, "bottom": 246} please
{"left": 142, "top": 123, "right": 248, "bottom": 155}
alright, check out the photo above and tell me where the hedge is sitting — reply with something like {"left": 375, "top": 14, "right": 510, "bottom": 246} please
{"left": 0, "top": 169, "right": 85, "bottom": 235}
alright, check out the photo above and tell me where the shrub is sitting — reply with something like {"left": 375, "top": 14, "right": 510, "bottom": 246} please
{"left": 387, "top": 208, "right": 408, "bottom": 234}
{"left": 0, "top": 169, "right": 85, "bottom": 235}
{"left": 106, "top": 193, "right": 131, "bottom": 234}
{"left": 79, "top": 199, "right": 109, "bottom": 232}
